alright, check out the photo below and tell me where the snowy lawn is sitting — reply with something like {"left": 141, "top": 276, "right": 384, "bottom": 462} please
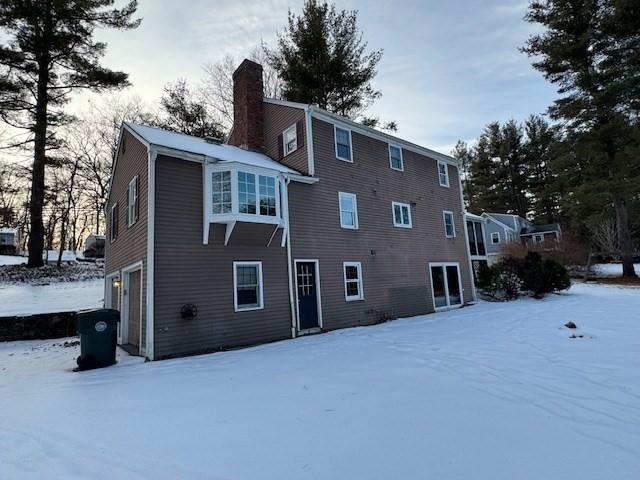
{"left": 1, "top": 283, "right": 639, "bottom": 479}
{"left": 594, "top": 263, "right": 640, "bottom": 277}
{"left": 0, "top": 279, "right": 103, "bottom": 316}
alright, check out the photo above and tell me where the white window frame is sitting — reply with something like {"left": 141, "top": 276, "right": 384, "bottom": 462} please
{"left": 429, "top": 262, "right": 464, "bottom": 311}
{"left": 127, "top": 176, "right": 138, "bottom": 227}
{"left": 438, "top": 161, "right": 450, "bottom": 187}
{"left": 334, "top": 125, "right": 353, "bottom": 162}
{"left": 388, "top": 144, "right": 404, "bottom": 171}
{"left": 392, "top": 201, "right": 412, "bottom": 228}
{"left": 207, "top": 165, "right": 282, "bottom": 222}
{"left": 491, "top": 232, "right": 501, "bottom": 244}
{"left": 343, "top": 261, "right": 364, "bottom": 301}
{"left": 233, "top": 261, "right": 264, "bottom": 312}
{"left": 110, "top": 203, "right": 118, "bottom": 242}
{"left": 443, "top": 210, "right": 456, "bottom": 238}
{"left": 283, "top": 123, "right": 298, "bottom": 156}
{"left": 533, "top": 234, "right": 544, "bottom": 244}
{"left": 338, "top": 192, "right": 359, "bottom": 230}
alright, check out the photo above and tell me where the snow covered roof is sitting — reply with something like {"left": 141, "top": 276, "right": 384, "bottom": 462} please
{"left": 125, "top": 123, "right": 300, "bottom": 175}
{"left": 0, "top": 227, "right": 17, "bottom": 234}
{"left": 464, "top": 212, "right": 484, "bottom": 222}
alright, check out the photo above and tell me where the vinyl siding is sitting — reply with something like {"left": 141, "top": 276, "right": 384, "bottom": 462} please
{"left": 263, "top": 102, "right": 308, "bottom": 174}
{"left": 153, "top": 155, "right": 291, "bottom": 359}
{"left": 288, "top": 117, "right": 474, "bottom": 331}
{"left": 104, "top": 129, "right": 148, "bottom": 347}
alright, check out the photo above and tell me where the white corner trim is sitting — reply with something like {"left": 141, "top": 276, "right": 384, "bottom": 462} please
{"left": 283, "top": 178, "right": 297, "bottom": 339}
{"left": 145, "top": 148, "right": 157, "bottom": 360}
{"left": 305, "top": 107, "right": 315, "bottom": 176}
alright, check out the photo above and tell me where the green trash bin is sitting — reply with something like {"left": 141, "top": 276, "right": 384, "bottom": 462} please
{"left": 75, "top": 308, "right": 119, "bottom": 371}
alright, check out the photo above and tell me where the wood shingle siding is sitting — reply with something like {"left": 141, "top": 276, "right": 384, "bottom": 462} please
{"left": 288, "top": 118, "right": 474, "bottom": 330}
{"left": 152, "top": 156, "right": 291, "bottom": 359}
{"left": 104, "top": 129, "right": 148, "bottom": 342}
{"left": 263, "top": 103, "right": 308, "bottom": 174}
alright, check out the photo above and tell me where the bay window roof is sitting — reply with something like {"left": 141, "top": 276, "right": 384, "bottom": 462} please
{"left": 125, "top": 122, "right": 300, "bottom": 175}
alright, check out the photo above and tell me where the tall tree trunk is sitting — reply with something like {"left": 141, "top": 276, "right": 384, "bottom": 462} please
{"left": 28, "top": 71, "right": 48, "bottom": 267}
{"left": 614, "top": 197, "right": 637, "bottom": 278}
{"left": 27, "top": 6, "right": 51, "bottom": 268}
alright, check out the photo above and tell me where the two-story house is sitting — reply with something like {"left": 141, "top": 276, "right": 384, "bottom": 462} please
{"left": 104, "top": 60, "right": 476, "bottom": 360}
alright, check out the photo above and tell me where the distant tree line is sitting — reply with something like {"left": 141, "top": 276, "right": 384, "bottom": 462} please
{"left": 456, "top": 0, "right": 640, "bottom": 277}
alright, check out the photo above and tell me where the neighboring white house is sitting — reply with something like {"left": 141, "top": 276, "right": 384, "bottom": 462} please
{"left": 0, "top": 227, "right": 20, "bottom": 255}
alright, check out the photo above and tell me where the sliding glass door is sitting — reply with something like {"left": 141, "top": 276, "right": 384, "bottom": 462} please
{"left": 429, "top": 263, "right": 463, "bottom": 310}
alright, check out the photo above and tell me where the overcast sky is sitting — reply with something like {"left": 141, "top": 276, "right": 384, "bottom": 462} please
{"left": 83, "top": 0, "right": 557, "bottom": 154}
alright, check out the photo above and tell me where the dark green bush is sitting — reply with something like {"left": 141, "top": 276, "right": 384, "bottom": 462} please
{"left": 476, "top": 253, "right": 571, "bottom": 301}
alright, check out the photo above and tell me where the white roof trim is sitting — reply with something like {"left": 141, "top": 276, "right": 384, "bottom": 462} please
{"left": 263, "top": 97, "right": 458, "bottom": 166}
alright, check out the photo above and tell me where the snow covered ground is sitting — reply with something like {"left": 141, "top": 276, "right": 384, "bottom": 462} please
{"left": 594, "top": 263, "right": 640, "bottom": 277}
{"left": 0, "top": 279, "right": 103, "bottom": 316}
{"left": 1, "top": 282, "right": 639, "bottom": 479}
{"left": 0, "top": 251, "right": 79, "bottom": 266}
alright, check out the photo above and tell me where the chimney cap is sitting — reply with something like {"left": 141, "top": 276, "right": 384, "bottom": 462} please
{"left": 232, "top": 59, "right": 263, "bottom": 79}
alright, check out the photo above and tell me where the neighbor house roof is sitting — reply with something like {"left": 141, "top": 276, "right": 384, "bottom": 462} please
{"left": 0, "top": 227, "right": 17, "bottom": 234}
{"left": 520, "top": 223, "right": 561, "bottom": 235}
{"left": 125, "top": 122, "right": 300, "bottom": 175}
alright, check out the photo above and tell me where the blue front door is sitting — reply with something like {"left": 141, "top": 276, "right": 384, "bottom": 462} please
{"left": 296, "top": 262, "right": 319, "bottom": 330}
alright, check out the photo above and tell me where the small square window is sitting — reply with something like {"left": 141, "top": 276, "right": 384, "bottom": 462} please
{"left": 283, "top": 124, "right": 297, "bottom": 156}
{"left": 335, "top": 126, "right": 352, "bottom": 162}
{"left": 343, "top": 262, "right": 364, "bottom": 301}
{"left": 389, "top": 145, "right": 403, "bottom": 171}
{"left": 392, "top": 202, "right": 412, "bottom": 228}
{"left": 438, "top": 161, "right": 450, "bottom": 187}
{"left": 234, "top": 262, "right": 264, "bottom": 311}
{"left": 443, "top": 211, "right": 456, "bottom": 238}
{"left": 491, "top": 232, "right": 501, "bottom": 244}
{"left": 338, "top": 192, "right": 358, "bottom": 229}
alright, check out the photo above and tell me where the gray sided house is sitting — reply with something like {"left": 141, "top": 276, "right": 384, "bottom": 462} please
{"left": 479, "top": 212, "right": 561, "bottom": 264}
{"left": 105, "top": 59, "right": 476, "bottom": 360}
{"left": 0, "top": 227, "right": 20, "bottom": 255}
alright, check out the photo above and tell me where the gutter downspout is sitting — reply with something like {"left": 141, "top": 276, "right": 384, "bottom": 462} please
{"left": 146, "top": 148, "right": 157, "bottom": 360}
{"left": 284, "top": 177, "right": 297, "bottom": 339}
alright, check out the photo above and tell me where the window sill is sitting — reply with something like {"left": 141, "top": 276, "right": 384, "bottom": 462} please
{"left": 346, "top": 297, "right": 364, "bottom": 302}
{"left": 393, "top": 224, "right": 412, "bottom": 229}
{"left": 234, "top": 305, "right": 264, "bottom": 313}
{"left": 336, "top": 156, "right": 353, "bottom": 163}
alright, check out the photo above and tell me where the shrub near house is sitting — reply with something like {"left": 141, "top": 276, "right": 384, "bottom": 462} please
{"left": 477, "top": 252, "right": 570, "bottom": 300}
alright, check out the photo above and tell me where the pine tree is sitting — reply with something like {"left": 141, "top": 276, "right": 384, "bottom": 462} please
{"left": 523, "top": 0, "right": 640, "bottom": 277}
{"left": 268, "top": 0, "right": 383, "bottom": 120}
{"left": 0, "top": 0, "right": 140, "bottom": 267}
{"left": 498, "top": 120, "right": 529, "bottom": 218}
{"left": 523, "top": 115, "right": 560, "bottom": 224}
{"left": 158, "top": 79, "right": 225, "bottom": 140}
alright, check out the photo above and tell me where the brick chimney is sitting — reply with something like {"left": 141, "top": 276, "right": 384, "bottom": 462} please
{"left": 229, "top": 59, "right": 264, "bottom": 151}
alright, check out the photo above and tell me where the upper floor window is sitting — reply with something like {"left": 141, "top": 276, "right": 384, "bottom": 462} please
{"left": 335, "top": 126, "right": 353, "bottom": 162}
{"left": 283, "top": 124, "right": 298, "bottom": 156}
{"left": 438, "top": 161, "right": 449, "bottom": 187}
{"left": 127, "top": 176, "right": 138, "bottom": 227}
{"left": 212, "top": 171, "right": 232, "bottom": 214}
{"left": 110, "top": 204, "right": 119, "bottom": 242}
{"left": 389, "top": 145, "right": 403, "bottom": 171}
{"left": 443, "top": 210, "right": 455, "bottom": 238}
{"left": 343, "top": 262, "right": 364, "bottom": 301}
{"left": 533, "top": 234, "right": 544, "bottom": 244}
{"left": 392, "top": 202, "right": 412, "bottom": 228}
{"left": 491, "top": 232, "right": 501, "bottom": 244}
{"left": 339, "top": 192, "right": 358, "bottom": 229}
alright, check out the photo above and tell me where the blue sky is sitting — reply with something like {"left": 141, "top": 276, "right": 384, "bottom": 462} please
{"left": 88, "top": 0, "right": 558, "bottom": 154}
